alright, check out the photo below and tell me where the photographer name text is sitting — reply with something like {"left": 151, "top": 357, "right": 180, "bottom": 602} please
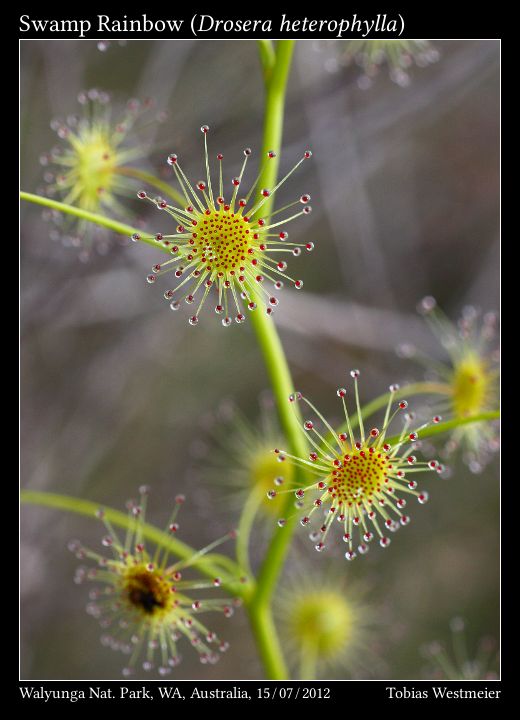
{"left": 386, "top": 686, "right": 501, "bottom": 700}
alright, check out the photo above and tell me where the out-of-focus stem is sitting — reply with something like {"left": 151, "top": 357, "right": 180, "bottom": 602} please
{"left": 116, "top": 166, "right": 185, "bottom": 205}
{"left": 299, "top": 641, "right": 318, "bottom": 680}
{"left": 21, "top": 490, "right": 253, "bottom": 600}
{"left": 236, "top": 488, "right": 263, "bottom": 576}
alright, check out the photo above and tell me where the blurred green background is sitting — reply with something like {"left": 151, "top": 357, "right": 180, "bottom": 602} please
{"left": 20, "top": 39, "right": 499, "bottom": 680}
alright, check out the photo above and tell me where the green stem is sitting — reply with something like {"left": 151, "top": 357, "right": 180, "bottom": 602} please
{"left": 299, "top": 641, "right": 318, "bottom": 680}
{"left": 328, "top": 381, "right": 452, "bottom": 446}
{"left": 358, "top": 382, "right": 452, "bottom": 423}
{"left": 236, "top": 488, "right": 263, "bottom": 576}
{"left": 250, "top": 41, "right": 295, "bottom": 221}
{"left": 257, "top": 40, "right": 276, "bottom": 81}
{"left": 248, "top": 604, "right": 287, "bottom": 679}
{"left": 321, "top": 382, "right": 498, "bottom": 456}
{"left": 384, "top": 410, "right": 500, "bottom": 447}
{"left": 245, "top": 40, "right": 304, "bottom": 681}
{"left": 19, "top": 191, "right": 158, "bottom": 247}
{"left": 21, "top": 490, "right": 253, "bottom": 600}
{"left": 116, "top": 166, "right": 185, "bottom": 205}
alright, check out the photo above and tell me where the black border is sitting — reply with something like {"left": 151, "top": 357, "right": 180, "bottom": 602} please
{"left": 17, "top": 2, "right": 503, "bottom": 708}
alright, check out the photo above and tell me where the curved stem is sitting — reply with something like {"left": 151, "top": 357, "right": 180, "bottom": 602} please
{"left": 236, "top": 488, "right": 263, "bottom": 575}
{"left": 116, "top": 166, "right": 185, "bottom": 205}
{"left": 20, "top": 191, "right": 156, "bottom": 246}
{"left": 248, "top": 604, "right": 287, "bottom": 679}
{"left": 21, "top": 490, "right": 253, "bottom": 600}
{"left": 385, "top": 409, "right": 500, "bottom": 447}
{"left": 358, "top": 381, "right": 452, "bottom": 423}
{"left": 20, "top": 191, "right": 188, "bottom": 256}
{"left": 245, "top": 40, "right": 305, "bottom": 681}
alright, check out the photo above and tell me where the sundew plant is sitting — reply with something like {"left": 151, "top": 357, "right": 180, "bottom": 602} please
{"left": 20, "top": 39, "right": 500, "bottom": 680}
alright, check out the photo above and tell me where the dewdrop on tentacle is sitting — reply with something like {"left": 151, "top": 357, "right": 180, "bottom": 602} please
{"left": 42, "top": 89, "right": 165, "bottom": 259}
{"left": 403, "top": 296, "right": 499, "bottom": 472}
{"left": 137, "top": 126, "right": 313, "bottom": 326}
{"left": 420, "top": 616, "right": 499, "bottom": 680}
{"left": 69, "top": 488, "right": 242, "bottom": 676}
{"left": 333, "top": 40, "right": 440, "bottom": 89}
{"left": 272, "top": 372, "right": 445, "bottom": 560}
{"left": 96, "top": 40, "right": 128, "bottom": 53}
